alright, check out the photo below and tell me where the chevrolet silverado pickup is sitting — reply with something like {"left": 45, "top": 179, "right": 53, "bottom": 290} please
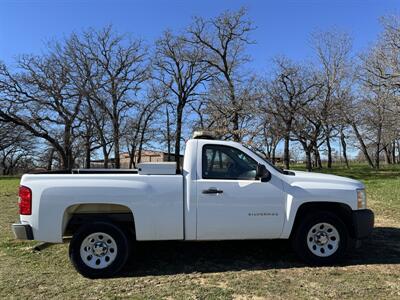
{"left": 12, "top": 136, "right": 374, "bottom": 278}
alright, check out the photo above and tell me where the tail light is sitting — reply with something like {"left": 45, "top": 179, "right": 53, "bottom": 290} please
{"left": 18, "top": 186, "right": 32, "bottom": 215}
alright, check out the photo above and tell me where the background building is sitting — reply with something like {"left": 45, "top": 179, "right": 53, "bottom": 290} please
{"left": 91, "top": 150, "right": 183, "bottom": 169}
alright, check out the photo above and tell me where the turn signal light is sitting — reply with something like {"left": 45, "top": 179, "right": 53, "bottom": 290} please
{"left": 357, "top": 189, "right": 367, "bottom": 209}
{"left": 18, "top": 186, "right": 32, "bottom": 215}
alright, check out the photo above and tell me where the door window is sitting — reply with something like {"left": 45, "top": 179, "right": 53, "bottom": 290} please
{"left": 202, "top": 145, "right": 258, "bottom": 180}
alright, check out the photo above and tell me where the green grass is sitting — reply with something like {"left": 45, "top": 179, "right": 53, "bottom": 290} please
{"left": 1, "top": 165, "right": 399, "bottom": 299}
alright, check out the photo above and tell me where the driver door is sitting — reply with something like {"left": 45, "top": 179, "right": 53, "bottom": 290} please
{"left": 196, "top": 144, "right": 285, "bottom": 240}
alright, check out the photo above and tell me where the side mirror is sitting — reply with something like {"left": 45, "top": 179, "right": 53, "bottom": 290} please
{"left": 256, "top": 164, "right": 272, "bottom": 182}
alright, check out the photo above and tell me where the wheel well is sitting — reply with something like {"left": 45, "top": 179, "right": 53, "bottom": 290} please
{"left": 63, "top": 204, "right": 135, "bottom": 240}
{"left": 290, "top": 202, "right": 355, "bottom": 238}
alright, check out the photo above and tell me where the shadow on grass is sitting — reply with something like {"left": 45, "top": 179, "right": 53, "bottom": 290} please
{"left": 120, "top": 226, "right": 400, "bottom": 277}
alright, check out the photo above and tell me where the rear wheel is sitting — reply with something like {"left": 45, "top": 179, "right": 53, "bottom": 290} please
{"left": 69, "top": 222, "right": 130, "bottom": 278}
{"left": 291, "top": 211, "right": 349, "bottom": 265}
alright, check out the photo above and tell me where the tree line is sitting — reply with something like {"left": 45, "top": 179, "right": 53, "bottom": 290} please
{"left": 0, "top": 9, "right": 399, "bottom": 174}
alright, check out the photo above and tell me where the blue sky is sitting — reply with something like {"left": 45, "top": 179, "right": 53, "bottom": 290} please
{"left": 1, "top": 0, "right": 399, "bottom": 158}
{"left": 1, "top": 0, "right": 399, "bottom": 70}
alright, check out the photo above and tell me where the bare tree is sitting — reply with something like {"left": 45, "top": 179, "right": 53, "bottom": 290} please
{"left": 154, "top": 101, "right": 177, "bottom": 162}
{"left": 358, "top": 89, "right": 396, "bottom": 169}
{"left": 199, "top": 76, "right": 259, "bottom": 141}
{"left": 61, "top": 33, "right": 115, "bottom": 168}
{"left": 356, "top": 16, "right": 400, "bottom": 169}
{"left": 76, "top": 104, "right": 104, "bottom": 169}
{"left": 124, "top": 85, "right": 166, "bottom": 168}
{"left": 0, "top": 123, "right": 37, "bottom": 174}
{"left": 263, "top": 57, "right": 322, "bottom": 169}
{"left": 291, "top": 102, "right": 325, "bottom": 172}
{"left": 153, "top": 30, "right": 210, "bottom": 173}
{"left": 248, "top": 112, "right": 283, "bottom": 164}
{"left": 311, "top": 29, "right": 353, "bottom": 168}
{"left": 0, "top": 122, "right": 16, "bottom": 153}
{"left": 361, "top": 16, "right": 400, "bottom": 95}
{"left": 188, "top": 8, "right": 255, "bottom": 141}
{"left": 74, "top": 27, "right": 149, "bottom": 168}
{"left": 0, "top": 52, "right": 82, "bottom": 169}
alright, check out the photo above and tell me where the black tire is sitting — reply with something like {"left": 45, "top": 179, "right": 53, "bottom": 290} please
{"left": 291, "top": 211, "right": 349, "bottom": 266}
{"left": 69, "top": 222, "right": 130, "bottom": 278}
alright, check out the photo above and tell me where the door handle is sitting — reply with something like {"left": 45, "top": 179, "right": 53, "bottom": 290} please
{"left": 202, "top": 187, "right": 223, "bottom": 194}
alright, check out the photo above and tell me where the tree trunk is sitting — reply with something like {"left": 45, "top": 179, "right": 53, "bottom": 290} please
{"left": 175, "top": 104, "right": 184, "bottom": 174}
{"left": 283, "top": 134, "right": 290, "bottom": 169}
{"left": 58, "top": 150, "right": 68, "bottom": 170}
{"left": 102, "top": 148, "right": 109, "bottom": 168}
{"left": 283, "top": 120, "right": 292, "bottom": 169}
{"left": 67, "top": 147, "right": 74, "bottom": 170}
{"left": 383, "top": 145, "right": 391, "bottom": 164}
{"left": 1, "top": 157, "right": 6, "bottom": 175}
{"left": 137, "top": 143, "right": 143, "bottom": 165}
{"left": 46, "top": 148, "right": 54, "bottom": 171}
{"left": 326, "top": 134, "right": 332, "bottom": 168}
{"left": 375, "top": 145, "right": 380, "bottom": 169}
{"left": 113, "top": 119, "right": 120, "bottom": 169}
{"left": 397, "top": 140, "right": 400, "bottom": 164}
{"left": 305, "top": 150, "right": 312, "bottom": 172}
{"left": 375, "top": 124, "right": 382, "bottom": 169}
{"left": 166, "top": 105, "right": 171, "bottom": 161}
{"left": 137, "top": 127, "right": 147, "bottom": 165}
{"left": 351, "top": 122, "right": 374, "bottom": 168}
{"left": 58, "top": 148, "right": 71, "bottom": 170}
{"left": 232, "top": 111, "right": 240, "bottom": 142}
{"left": 128, "top": 144, "right": 137, "bottom": 169}
{"left": 313, "top": 144, "right": 322, "bottom": 169}
{"left": 272, "top": 146, "right": 276, "bottom": 165}
{"left": 85, "top": 138, "right": 91, "bottom": 169}
{"left": 391, "top": 141, "right": 396, "bottom": 164}
{"left": 227, "top": 79, "right": 240, "bottom": 142}
{"left": 63, "top": 123, "right": 74, "bottom": 170}
{"left": 312, "top": 147, "right": 317, "bottom": 168}
{"left": 300, "top": 141, "right": 312, "bottom": 172}
{"left": 317, "top": 151, "right": 322, "bottom": 168}
{"left": 340, "top": 130, "right": 349, "bottom": 168}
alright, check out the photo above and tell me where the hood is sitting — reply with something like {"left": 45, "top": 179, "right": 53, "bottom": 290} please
{"left": 286, "top": 170, "right": 364, "bottom": 190}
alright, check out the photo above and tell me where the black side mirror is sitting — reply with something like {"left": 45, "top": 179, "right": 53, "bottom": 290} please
{"left": 256, "top": 164, "right": 272, "bottom": 182}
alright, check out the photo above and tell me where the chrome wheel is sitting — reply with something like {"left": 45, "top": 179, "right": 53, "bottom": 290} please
{"left": 306, "top": 222, "right": 340, "bottom": 257}
{"left": 80, "top": 232, "right": 117, "bottom": 269}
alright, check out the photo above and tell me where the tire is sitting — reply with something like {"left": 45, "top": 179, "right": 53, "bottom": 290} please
{"left": 291, "top": 211, "right": 349, "bottom": 266}
{"left": 69, "top": 222, "right": 130, "bottom": 278}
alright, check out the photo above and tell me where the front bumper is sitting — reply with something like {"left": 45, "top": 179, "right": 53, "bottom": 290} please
{"left": 352, "top": 209, "right": 374, "bottom": 239}
{"left": 11, "top": 223, "right": 34, "bottom": 240}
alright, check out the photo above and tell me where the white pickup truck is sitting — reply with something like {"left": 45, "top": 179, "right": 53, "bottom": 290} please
{"left": 12, "top": 136, "right": 374, "bottom": 278}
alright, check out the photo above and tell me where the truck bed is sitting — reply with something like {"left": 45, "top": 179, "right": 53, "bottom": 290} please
{"left": 19, "top": 172, "right": 184, "bottom": 242}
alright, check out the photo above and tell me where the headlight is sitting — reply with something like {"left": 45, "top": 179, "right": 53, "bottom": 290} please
{"left": 357, "top": 189, "right": 367, "bottom": 209}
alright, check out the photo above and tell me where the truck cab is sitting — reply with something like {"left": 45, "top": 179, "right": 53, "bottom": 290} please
{"left": 183, "top": 138, "right": 287, "bottom": 240}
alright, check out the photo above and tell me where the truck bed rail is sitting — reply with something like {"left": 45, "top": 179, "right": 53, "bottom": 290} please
{"left": 29, "top": 169, "right": 139, "bottom": 175}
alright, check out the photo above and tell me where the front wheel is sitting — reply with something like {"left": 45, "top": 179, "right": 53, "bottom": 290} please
{"left": 69, "top": 222, "right": 130, "bottom": 278}
{"left": 291, "top": 211, "right": 349, "bottom": 265}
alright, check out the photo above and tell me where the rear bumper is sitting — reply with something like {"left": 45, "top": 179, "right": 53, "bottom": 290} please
{"left": 12, "top": 223, "right": 34, "bottom": 240}
{"left": 352, "top": 209, "right": 374, "bottom": 239}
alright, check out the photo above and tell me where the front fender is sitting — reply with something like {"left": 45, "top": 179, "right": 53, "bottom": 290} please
{"left": 280, "top": 183, "right": 357, "bottom": 238}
